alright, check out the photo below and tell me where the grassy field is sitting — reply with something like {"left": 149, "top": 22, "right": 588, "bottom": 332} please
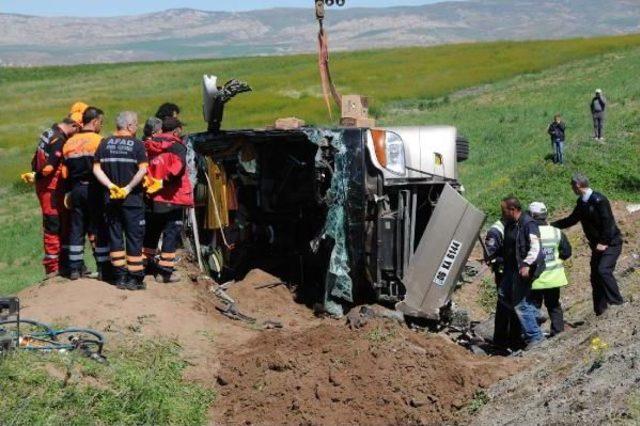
{"left": 0, "top": 340, "right": 214, "bottom": 425}
{"left": 2, "top": 34, "right": 640, "bottom": 425}
{"left": 383, "top": 48, "right": 640, "bottom": 218}
{"left": 2, "top": 34, "right": 640, "bottom": 296}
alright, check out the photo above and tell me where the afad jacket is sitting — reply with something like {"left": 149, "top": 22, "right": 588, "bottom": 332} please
{"left": 144, "top": 132, "right": 194, "bottom": 207}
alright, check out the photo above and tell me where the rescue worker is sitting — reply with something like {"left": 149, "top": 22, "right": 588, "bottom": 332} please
{"left": 142, "top": 117, "right": 163, "bottom": 142}
{"left": 484, "top": 218, "right": 506, "bottom": 286}
{"left": 142, "top": 117, "right": 193, "bottom": 283}
{"left": 21, "top": 108, "right": 84, "bottom": 277}
{"left": 590, "top": 89, "right": 606, "bottom": 141}
{"left": 552, "top": 174, "right": 624, "bottom": 316}
{"left": 529, "top": 202, "right": 572, "bottom": 336}
{"left": 547, "top": 114, "right": 566, "bottom": 165}
{"left": 494, "top": 196, "right": 546, "bottom": 351}
{"left": 61, "top": 107, "right": 110, "bottom": 280}
{"left": 93, "top": 111, "right": 149, "bottom": 290}
{"left": 155, "top": 103, "right": 181, "bottom": 121}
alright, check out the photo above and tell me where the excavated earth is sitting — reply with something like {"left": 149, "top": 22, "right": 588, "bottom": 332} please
{"left": 18, "top": 269, "right": 517, "bottom": 425}
{"left": 16, "top": 202, "right": 640, "bottom": 425}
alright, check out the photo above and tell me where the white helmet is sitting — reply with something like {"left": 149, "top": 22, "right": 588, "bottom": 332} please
{"left": 529, "top": 201, "right": 548, "bottom": 219}
{"left": 595, "top": 88, "right": 603, "bottom": 94}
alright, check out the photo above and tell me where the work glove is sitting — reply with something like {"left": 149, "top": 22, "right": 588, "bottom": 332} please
{"left": 120, "top": 186, "right": 131, "bottom": 199}
{"left": 143, "top": 175, "right": 163, "bottom": 194}
{"left": 63, "top": 193, "right": 72, "bottom": 209}
{"left": 108, "top": 184, "right": 121, "bottom": 200}
{"left": 20, "top": 172, "right": 36, "bottom": 184}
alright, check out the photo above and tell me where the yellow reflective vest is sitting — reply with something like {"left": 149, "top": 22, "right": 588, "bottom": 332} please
{"left": 532, "top": 225, "right": 568, "bottom": 290}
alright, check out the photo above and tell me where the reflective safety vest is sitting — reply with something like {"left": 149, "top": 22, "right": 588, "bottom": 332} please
{"left": 490, "top": 220, "right": 504, "bottom": 237}
{"left": 532, "top": 225, "right": 568, "bottom": 290}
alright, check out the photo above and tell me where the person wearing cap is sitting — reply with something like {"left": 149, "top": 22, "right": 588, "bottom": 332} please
{"left": 142, "top": 117, "right": 193, "bottom": 283}
{"left": 495, "top": 196, "right": 546, "bottom": 351}
{"left": 93, "top": 111, "right": 149, "bottom": 290}
{"left": 529, "top": 201, "right": 572, "bottom": 336}
{"left": 552, "top": 174, "right": 624, "bottom": 316}
{"left": 547, "top": 114, "right": 566, "bottom": 165}
{"left": 61, "top": 106, "right": 110, "bottom": 280}
{"left": 590, "top": 89, "right": 606, "bottom": 141}
{"left": 20, "top": 104, "right": 84, "bottom": 278}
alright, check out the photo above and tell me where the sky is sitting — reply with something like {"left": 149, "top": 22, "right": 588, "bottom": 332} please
{"left": 2, "top": 0, "right": 448, "bottom": 17}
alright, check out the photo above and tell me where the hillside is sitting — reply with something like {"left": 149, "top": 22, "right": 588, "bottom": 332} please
{"left": 2, "top": 37, "right": 640, "bottom": 425}
{"left": 2, "top": 36, "right": 640, "bottom": 296}
{"left": 1, "top": 0, "right": 640, "bottom": 66}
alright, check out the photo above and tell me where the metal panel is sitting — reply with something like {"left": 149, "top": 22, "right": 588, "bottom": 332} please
{"left": 396, "top": 184, "right": 485, "bottom": 319}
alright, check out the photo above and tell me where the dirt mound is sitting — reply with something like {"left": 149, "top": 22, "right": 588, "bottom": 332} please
{"left": 215, "top": 319, "right": 519, "bottom": 425}
{"left": 223, "top": 269, "right": 320, "bottom": 331}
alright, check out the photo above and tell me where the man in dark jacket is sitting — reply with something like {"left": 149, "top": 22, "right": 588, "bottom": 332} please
{"left": 494, "top": 196, "right": 546, "bottom": 350}
{"left": 552, "top": 174, "right": 624, "bottom": 315}
{"left": 590, "top": 89, "right": 606, "bottom": 141}
{"left": 93, "top": 111, "right": 149, "bottom": 290}
{"left": 142, "top": 117, "right": 194, "bottom": 283}
{"left": 547, "top": 114, "right": 566, "bottom": 164}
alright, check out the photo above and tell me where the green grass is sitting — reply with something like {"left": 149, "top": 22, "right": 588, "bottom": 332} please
{"left": 0, "top": 340, "right": 214, "bottom": 425}
{"left": 2, "top": 34, "right": 640, "bottom": 426}
{"left": 3, "top": 34, "right": 640, "bottom": 184}
{"left": 3, "top": 35, "right": 640, "bottom": 295}
{"left": 478, "top": 277, "right": 498, "bottom": 314}
{"left": 384, "top": 47, "right": 640, "bottom": 219}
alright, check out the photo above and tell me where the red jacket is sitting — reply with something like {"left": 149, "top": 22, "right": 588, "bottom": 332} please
{"left": 145, "top": 133, "right": 193, "bottom": 207}
{"left": 32, "top": 125, "right": 69, "bottom": 192}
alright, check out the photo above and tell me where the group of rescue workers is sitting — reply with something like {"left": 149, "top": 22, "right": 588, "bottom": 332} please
{"left": 485, "top": 174, "right": 624, "bottom": 351}
{"left": 22, "top": 102, "right": 193, "bottom": 291}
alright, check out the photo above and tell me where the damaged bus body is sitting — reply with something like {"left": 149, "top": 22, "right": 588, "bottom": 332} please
{"left": 188, "top": 79, "right": 485, "bottom": 320}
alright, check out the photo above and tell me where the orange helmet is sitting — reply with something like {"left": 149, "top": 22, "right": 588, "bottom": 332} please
{"left": 69, "top": 101, "right": 89, "bottom": 126}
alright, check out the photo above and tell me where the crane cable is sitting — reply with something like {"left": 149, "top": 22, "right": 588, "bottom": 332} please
{"left": 316, "top": 0, "right": 342, "bottom": 119}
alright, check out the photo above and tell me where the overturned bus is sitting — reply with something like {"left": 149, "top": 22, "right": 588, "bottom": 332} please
{"left": 186, "top": 77, "right": 485, "bottom": 319}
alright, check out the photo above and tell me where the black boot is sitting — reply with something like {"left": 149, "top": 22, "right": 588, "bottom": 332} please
{"left": 118, "top": 275, "right": 146, "bottom": 291}
{"left": 97, "top": 263, "right": 115, "bottom": 284}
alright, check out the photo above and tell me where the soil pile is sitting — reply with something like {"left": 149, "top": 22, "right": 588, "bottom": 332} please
{"left": 215, "top": 319, "right": 518, "bottom": 425}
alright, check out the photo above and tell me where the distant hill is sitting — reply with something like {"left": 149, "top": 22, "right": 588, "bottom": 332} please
{"left": 1, "top": 0, "right": 639, "bottom": 66}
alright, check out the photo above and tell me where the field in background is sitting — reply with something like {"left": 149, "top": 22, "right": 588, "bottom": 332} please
{"left": 383, "top": 49, "right": 640, "bottom": 218}
{"left": 3, "top": 34, "right": 640, "bottom": 183}
{"left": 1, "top": 34, "right": 640, "bottom": 295}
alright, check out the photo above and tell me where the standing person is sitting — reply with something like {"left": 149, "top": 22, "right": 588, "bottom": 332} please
{"left": 155, "top": 103, "right": 181, "bottom": 121}
{"left": 21, "top": 113, "right": 82, "bottom": 278}
{"left": 529, "top": 202, "right": 572, "bottom": 337}
{"left": 547, "top": 114, "right": 566, "bottom": 164}
{"left": 61, "top": 107, "right": 110, "bottom": 280}
{"left": 552, "top": 174, "right": 624, "bottom": 315}
{"left": 93, "top": 111, "right": 148, "bottom": 290}
{"left": 142, "top": 117, "right": 163, "bottom": 142}
{"left": 495, "top": 196, "right": 546, "bottom": 350}
{"left": 590, "top": 89, "right": 606, "bottom": 141}
{"left": 484, "top": 218, "right": 506, "bottom": 286}
{"left": 142, "top": 117, "right": 193, "bottom": 283}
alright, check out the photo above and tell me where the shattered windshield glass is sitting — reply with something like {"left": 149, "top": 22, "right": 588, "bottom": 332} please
{"left": 304, "top": 128, "right": 353, "bottom": 317}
